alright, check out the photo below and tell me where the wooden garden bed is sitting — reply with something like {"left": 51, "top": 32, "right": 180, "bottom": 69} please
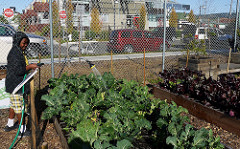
{"left": 152, "top": 86, "right": 240, "bottom": 137}
{"left": 52, "top": 86, "right": 236, "bottom": 149}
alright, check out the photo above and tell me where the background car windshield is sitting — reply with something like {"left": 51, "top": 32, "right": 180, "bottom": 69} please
{"left": 0, "top": 26, "right": 14, "bottom": 36}
{"left": 199, "top": 29, "right": 205, "bottom": 34}
{"left": 144, "top": 32, "right": 153, "bottom": 38}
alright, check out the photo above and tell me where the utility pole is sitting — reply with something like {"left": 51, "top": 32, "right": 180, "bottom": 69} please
{"left": 229, "top": 0, "right": 233, "bottom": 17}
{"left": 234, "top": 0, "right": 239, "bottom": 51}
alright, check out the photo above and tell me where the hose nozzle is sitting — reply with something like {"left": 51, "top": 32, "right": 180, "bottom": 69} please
{"left": 86, "top": 60, "right": 95, "bottom": 69}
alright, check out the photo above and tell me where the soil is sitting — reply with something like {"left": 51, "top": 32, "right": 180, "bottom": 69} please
{"left": 0, "top": 109, "right": 62, "bottom": 149}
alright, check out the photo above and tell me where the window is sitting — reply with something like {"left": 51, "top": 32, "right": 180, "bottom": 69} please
{"left": 121, "top": 31, "right": 130, "bottom": 38}
{"left": 144, "top": 32, "right": 153, "bottom": 38}
{"left": 133, "top": 31, "right": 142, "bottom": 38}
{"left": 199, "top": 29, "right": 205, "bottom": 34}
{"left": 43, "top": 12, "right": 49, "bottom": 19}
{"left": 0, "top": 26, "right": 13, "bottom": 36}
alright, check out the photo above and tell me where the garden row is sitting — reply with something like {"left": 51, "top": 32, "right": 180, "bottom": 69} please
{"left": 41, "top": 72, "right": 224, "bottom": 148}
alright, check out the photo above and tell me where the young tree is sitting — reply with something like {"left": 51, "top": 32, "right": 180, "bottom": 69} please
{"left": 90, "top": 6, "right": 102, "bottom": 35}
{"left": 66, "top": 0, "right": 74, "bottom": 35}
{"left": 139, "top": 4, "right": 146, "bottom": 30}
{"left": 188, "top": 10, "right": 197, "bottom": 24}
{"left": 169, "top": 7, "right": 178, "bottom": 28}
{"left": 19, "top": 15, "right": 27, "bottom": 32}
{"left": 52, "top": 1, "right": 60, "bottom": 37}
{"left": 12, "top": 14, "right": 21, "bottom": 24}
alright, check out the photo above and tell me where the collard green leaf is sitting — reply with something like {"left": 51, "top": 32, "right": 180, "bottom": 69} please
{"left": 116, "top": 139, "right": 133, "bottom": 149}
{"left": 135, "top": 118, "right": 152, "bottom": 130}
{"left": 166, "top": 136, "right": 178, "bottom": 148}
{"left": 168, "top": 122, "right": 178, "bottom": 136}
{"left": 192, "top": 129, "right": 208, "bottom": 147}
{"left": 72, "top": 119, "right": 99, "bottom": 146}
{"left": 41, "top": 107, "right": 56, "bottom": 120}
{"left": 156, "top": 118, "right": 168, "bottom": 128}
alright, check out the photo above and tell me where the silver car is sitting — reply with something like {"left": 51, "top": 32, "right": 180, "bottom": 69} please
{"left": 0, "top": 24, "right": 49, "bottom": 65}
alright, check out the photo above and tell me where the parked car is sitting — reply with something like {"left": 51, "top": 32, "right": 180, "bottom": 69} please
{"left": 182, "top": 25, "right": 232, "bottom": 47}
{"left": 0, "top": 24, "right": 49, "bottom": 65}
{"left": 107, "top": 29, "right": 170, "bottom": 53}
{"left": 151, "top": 27, "right": 176, "bottom": 42}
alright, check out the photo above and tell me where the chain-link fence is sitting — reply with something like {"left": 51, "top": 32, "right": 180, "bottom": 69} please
{"left": 0, "top": 0, "right": 239, "bottom": 86}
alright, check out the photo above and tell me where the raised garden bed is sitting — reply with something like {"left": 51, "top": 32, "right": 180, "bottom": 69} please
{"left": 178, "top": 57, "right": 219, "bottom": 79}
{"left": 152, "top": 86, "right": 240, "bottom": 137}
{"left": 41, "top": 72, "right": 225, "bottom": 149}
{"left": 153, "top": 68, "right": 240, "bottom": 137}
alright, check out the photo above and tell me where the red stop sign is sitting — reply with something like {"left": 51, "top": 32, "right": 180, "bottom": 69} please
{"left": 59, "top": 10, "right": 66, "bottom": 19}
{"left": 4, "top": 8, "right": 14, "bottom": 17}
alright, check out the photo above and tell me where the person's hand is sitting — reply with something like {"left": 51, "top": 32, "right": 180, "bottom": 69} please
{"left": 26, "top": 63, "right": 39, "bottom": 71}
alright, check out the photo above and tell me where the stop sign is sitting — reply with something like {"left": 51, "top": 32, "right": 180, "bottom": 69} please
{"left": 59, "top": 10, "right": 66, "bottom": 19}
{"left": 4, "top": 8, "right": 14, "bottom": 17}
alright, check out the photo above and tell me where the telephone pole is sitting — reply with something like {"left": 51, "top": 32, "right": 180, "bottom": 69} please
{"left": 229, "top": 0, "right": 233, "bottom": 17}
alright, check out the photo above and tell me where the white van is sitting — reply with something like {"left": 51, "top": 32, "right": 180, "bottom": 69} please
{"left": 194, "top": 27, "right": 208, "bottom": 40}
{"left": 182, "top": 25, "right": 232, "bottom": 43}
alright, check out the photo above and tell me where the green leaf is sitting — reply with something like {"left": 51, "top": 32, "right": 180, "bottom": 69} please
{"left": 135, "top": 118, "right": 152, "bottom": 130}
{"left": 156, "top": 118, "right": 168, "bottom": 128}
{"left": 116, "top": 139, "right": 133, "bottom": 149}
{"left": 72, "top": 119, "right": 99, "bottom": 146}
{"left": 41, "top": 107, "right": 56, "bottom": 119}
{"left": 168, "top": 122, "right": 177, "bottom": 136}
{"left": 166, "top": 136, "right": 178, "bottom": 147}
{"left": 192, "top": 129, "right": 208, "bottom": 147}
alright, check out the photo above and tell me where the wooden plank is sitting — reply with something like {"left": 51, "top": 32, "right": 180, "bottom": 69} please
{"left": 53, "top": 116, "right": 70, "bottom": 149}
{"left": 30, "top": 79, "right": 37, "bottom": 149}
{"left": 0, "top": 69, "right": 6, "bottom": 80}
{"left": 152, "top": 86, "right": 240, "bottom": 137}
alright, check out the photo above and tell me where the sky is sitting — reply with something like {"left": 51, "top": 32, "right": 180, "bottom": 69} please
{"left": 176, "top": 0, "right": 238, "bottom": 14}
{"left": 0, "top": 0, "right": 238, "bottom": 15}
{"left": 0, "top": 0, "right": 32, "bottom": 13}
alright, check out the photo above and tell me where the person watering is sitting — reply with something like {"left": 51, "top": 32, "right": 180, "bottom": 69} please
{"left": 4, "top": 31, "right": 39, "bottom": 137}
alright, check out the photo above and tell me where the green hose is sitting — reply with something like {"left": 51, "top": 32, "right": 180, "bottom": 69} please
{"left": 9, "top": 74, "right": 27, "bottom": 149}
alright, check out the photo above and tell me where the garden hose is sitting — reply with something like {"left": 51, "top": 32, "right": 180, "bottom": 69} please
{"left": 9, "top": 74, "right": 27, "bottom": 149}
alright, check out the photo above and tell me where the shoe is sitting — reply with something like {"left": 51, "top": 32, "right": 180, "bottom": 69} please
{"left": 4, "top": 122, "right": 19, "bottom": 132}
{"left": 18, "top": 130, "right": 31, "bottom": 138}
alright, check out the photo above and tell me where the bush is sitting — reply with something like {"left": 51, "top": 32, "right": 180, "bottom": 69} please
{"left": 85, "top": 30, "right": 96, "bottom": 40}
{"left": 41, "top": 25, "right": 50, "bottom": 37}
{"left": 99, "top": 30, "right": 110, "bottom": 41}
{"left": 72, "top": 29, "right": 79, "bottom": 41}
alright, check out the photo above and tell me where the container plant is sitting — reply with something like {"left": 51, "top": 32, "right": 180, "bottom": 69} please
{"left": 179, "top": 38, "right": 219, "bottom": 79}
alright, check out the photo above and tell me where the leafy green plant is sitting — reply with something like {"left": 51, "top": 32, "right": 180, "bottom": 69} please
{"left": 155, "top": 101, "right": 224, "bottom": 149}
{"left": 42, "top": 72, "right": 155, "bottom": 148}
{"left": 187, "top": 39, "right": 206, "bottom": 57}
{"left": 41, "top": 72, "right": 225, "bottom": 149}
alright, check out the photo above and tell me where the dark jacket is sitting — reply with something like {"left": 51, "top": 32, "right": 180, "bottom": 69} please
{"left": 5, "top": 32, "right": 30, "bottom": 94}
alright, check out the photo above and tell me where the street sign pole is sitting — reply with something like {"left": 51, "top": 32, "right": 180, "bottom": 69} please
{"left": 76, "top": 4, "right": 84, "bottom": 57}
{"left": 49, "top": 0, "right": 55, "bottom": 78}
{"left": 162, "top": 0, "right": 167, "bottom": 72}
